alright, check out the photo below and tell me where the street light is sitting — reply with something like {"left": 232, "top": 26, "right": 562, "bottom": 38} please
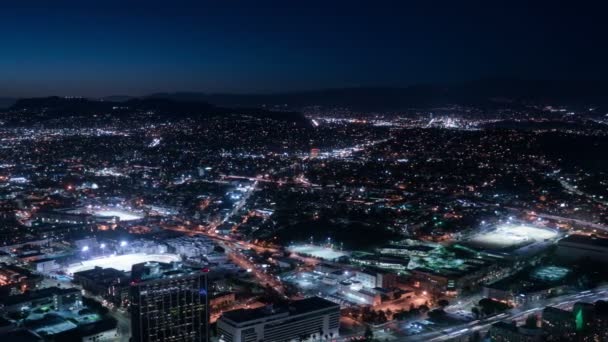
{"left": 81, "top": 246, "right": 89, "bottom": 252}
{"left": 100, "top": 243, "right": 106, "bottom": 249}
{"left": 120, "top": 240, "right": 127, "bottom": 247}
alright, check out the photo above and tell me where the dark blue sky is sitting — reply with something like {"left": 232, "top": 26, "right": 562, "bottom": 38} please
{"left": 0, "top": 0, "right": 606, "bottom": 97}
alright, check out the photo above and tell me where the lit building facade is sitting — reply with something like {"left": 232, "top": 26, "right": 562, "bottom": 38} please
{"left": 130, "top": 262, "right": 209, "bottom": 342}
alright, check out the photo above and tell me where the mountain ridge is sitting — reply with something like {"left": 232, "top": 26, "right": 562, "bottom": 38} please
{"left": 2, "top": 79, "right": 607, "bottom": 111}
{"left": 3, "top": 96, "right": 307, "bottom": 126}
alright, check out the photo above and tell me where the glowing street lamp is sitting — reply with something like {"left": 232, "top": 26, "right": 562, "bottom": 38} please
{"left": 120, "top": 241, "right": 127, "bottom": 247}
{"left": 81, "top": 246, "right": 89, "bottom": 252}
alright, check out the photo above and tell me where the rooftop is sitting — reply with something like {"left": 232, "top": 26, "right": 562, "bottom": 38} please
{"left": 543, "top": 306, "right": 573, "bottom": 317}
{"left": 558, "top": 234, "right": 608, "bottom": 248}
{"left": 0, "top": 287, "right": 80, "bottom": 307}
{"left": 221, "top": 296, "right": 338, "bottom": 324}
{"left": 73, "top": 266, "right": 129, "bottom": 286}
{"left": 491, "top": 321, "right": 518, "bottom": 332}
{"left": 131, "top": 261, "right": 203, "bottom": 283}
{"left": 53, "top": 317, "right": 117, "bottom": 340}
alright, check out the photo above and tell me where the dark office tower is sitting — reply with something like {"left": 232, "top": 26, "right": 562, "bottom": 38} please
{"left": 130, "top": 261, "right": 209, "bottom": 342}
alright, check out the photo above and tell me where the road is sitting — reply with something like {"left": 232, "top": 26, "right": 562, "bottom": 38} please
{"left": 107, "top": 308, "right": 131, "bottom": 342}
{"left": 397, "top": 285, "right": 608, "bottom": 341}
{"left": 226, "top": 247, "right": 286, "bottom": 294}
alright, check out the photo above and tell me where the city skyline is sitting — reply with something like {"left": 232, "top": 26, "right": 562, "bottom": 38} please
{"left": 0, "top": 2, "right": 607, "bottom": 342}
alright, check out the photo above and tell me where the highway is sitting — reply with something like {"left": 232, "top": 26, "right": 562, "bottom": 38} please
{"left": 397, "top": 285, "right": 608, "bottom": 341}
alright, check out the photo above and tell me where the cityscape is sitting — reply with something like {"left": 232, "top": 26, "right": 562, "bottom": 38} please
{"left": 0, "top": 1, "right": 607, "bottom": 342}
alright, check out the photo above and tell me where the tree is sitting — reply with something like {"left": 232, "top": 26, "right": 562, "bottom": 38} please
{"left": 595, "top": 300, "right": 608, "bottom": 315}
{"left": 377, "top": 310, "right": 387, "bottom": 323}
{"left": 478, "top": 298, "right": 509, "bottom": 317}
{"left": 525, "top": 315, "right": 538, "bottom": 328}
{"left": 385, "top": 308, "right": 393, "bottom": 319}
{"left": 409, "top": 306, "right": 421, "bottom": 317}
{"left": 471, "top": 307, "right": 480, "bottom": 319}
{"left": 364, "top": 326, "right": 374, "bottom": 341}
{"left": 427, "top": 309, "right": 441, "bottom": 320}
{"left": 438, "top": 299, "right": 450, "bottom": 309}
{"left": 481, "top": 304, "right": 494, "bottom": 317}
{"left": 468, "top": 331, "right": 481, "bottom": 342}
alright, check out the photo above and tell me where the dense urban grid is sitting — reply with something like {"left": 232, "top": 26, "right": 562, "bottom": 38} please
{"left": 0, "top": 95, "right": 606, "bottom": 342}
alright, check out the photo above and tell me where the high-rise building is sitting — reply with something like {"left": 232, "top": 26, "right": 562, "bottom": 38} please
{"left": 217, "top": 297, "right": 339, "bottom": 342}
{"left": 130, "top": 261, "right": 209, "bottom": 342}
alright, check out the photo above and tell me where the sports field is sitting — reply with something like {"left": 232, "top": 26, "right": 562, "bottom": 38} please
{"left": 466, "top": 224, "right": 558, "bottom": 250}
{"left": 288, "top": 244, "right": 348, "bottom": 260}
{"left": 66, "top": 253, "right": 180, "bottom": 274}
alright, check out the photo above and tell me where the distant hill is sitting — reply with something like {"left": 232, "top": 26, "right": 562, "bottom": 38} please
{"left": 3, "top": 79, "right": 607, "bottom": 113}
{"left": 0, "top": 97, "right": 16, "bottom": 109}
{"left": 147, "top": 79, "right": 608, "bottom": 110}
{"left": 100, "top": 95, "right": 134, "bottom": 102}
{"left": 4, "top": 96, "right": 307, "bottom": 126}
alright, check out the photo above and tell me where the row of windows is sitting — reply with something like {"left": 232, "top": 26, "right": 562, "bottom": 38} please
{"left": 264, "top": 317, "right": 327, "bottom": 341}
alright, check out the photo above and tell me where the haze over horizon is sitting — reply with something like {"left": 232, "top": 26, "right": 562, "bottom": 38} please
{"left": 1, "top": 0, "right": 607, "bottom": 97}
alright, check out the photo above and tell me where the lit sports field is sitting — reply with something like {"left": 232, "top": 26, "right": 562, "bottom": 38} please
{"left": 66, "top": 253, "right": 180, "bottom": 274}
{"left": 93, "top": 209, "right": 144, "bottom": 221}
{"left": 67, "top": 206, "right": 144, "bottom": 221}
{"left": 466, "top": 224, "right": 559, "bottom": 250}
{"left": 288, "top": 244, "right": 348, "bottom": 260}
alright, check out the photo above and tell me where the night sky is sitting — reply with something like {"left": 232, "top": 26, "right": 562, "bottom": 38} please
{"left": 1, "top": 0, "right": 606, "bottom": 97}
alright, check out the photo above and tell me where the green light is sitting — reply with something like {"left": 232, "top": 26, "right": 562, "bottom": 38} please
{"left": 575, "top": 308, "right": 584, "bottom": 331}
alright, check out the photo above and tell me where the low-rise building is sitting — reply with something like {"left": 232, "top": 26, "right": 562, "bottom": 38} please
{"left": 217, "top": 297, "right": 339, "bottom": 342}
{"left": 340, "top": 288, "right": 381, "bottom": 306}
{"left": 165, "top": 235, "right": 215, "bottom": 258}
{"left": 354, "top": 269, "right": 397, "bottom": 289}
{"left": 488, "top": 321, "right": 545, "bottom": 342}
{"left": 542, "top": 306, "right": 576, "bottom": 340}
{"left": 31, "top": 258, "right": 58, "bottom": 273}
{"left": 73, "top": 267, "right": 129, "bottom": 305}
{"left": 0, "top": 287, "right": 81, "bottom": 314}
{"left": 556, "top": 235, "right": 608, "bottom": 263}
{"left": 54, "top": 318, "right": 119, "bottom": 342}
{"left": 352, "top": 254, "right": 410, "bottom": 272}
{"left": 0, "top": 263, "right": 42, "bottom": 294}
